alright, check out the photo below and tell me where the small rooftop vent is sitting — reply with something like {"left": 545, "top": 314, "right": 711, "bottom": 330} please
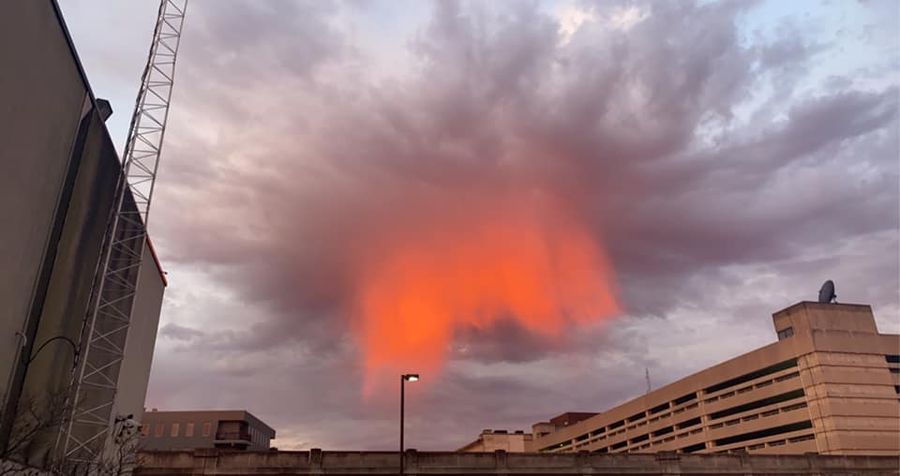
{"left": 96, "top": 98, "right": 113, "bottom": 122}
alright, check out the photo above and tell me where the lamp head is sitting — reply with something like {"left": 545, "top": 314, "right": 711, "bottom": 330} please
{"left": 402, "top": 374, "right": 420, "bottom": 382}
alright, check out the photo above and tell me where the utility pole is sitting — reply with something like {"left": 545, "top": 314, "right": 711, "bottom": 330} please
{"left": 400, "top": 374, "right": 419, "bottom": 476}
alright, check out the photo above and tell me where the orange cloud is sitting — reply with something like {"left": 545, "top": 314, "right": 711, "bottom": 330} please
{"left": 353, "top": 193, "right": 619, "bottom": 392}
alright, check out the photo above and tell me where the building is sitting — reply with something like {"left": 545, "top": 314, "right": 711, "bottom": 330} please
{"left": 531, "top": 413, "right": 597, "bottom": 439}
{"left": 0, "top": 0, "right": 167, "bottom": 469}
{"left": 458, "top": 429, "right": 533, "bottom": 452}
{"left": 140, "top": 410, "right": 276, "bottom": 451}
{"left": 520, "top": 302, "right": 899, "bottom": 456}
{"left": 134, "top": 449, "right": 900, "bottom": 475}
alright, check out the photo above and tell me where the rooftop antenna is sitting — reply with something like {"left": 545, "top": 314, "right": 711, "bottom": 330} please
{"left": 645, "top": 368, "right": 652, "bottom": 394}
{"left": 59, "top": 0, "right": 187, "bottom": 464}
{"left": 818, "top": 280, "right": 837, "bottom": 304}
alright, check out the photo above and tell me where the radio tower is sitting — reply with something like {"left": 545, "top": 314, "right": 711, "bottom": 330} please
{"left": 60, "top": 0, "right": 187, "bottom": 464}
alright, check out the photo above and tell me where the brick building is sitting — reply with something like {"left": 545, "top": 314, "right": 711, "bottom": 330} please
{"left": 140, "top": 410, "right": 275, "bottom": 451}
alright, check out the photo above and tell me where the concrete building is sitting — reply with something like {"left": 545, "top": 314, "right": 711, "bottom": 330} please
{"left": 531, "top": 413, "right": 597, "bottom": 439}
{"left": 458, "top": 430, "right": 533, "bottom": 452}
{"left": 140, "top": 410, "right": 276, "bottom": 451}
{"left": 0, "top": 0, "right": 167, "bottom": 469}
{"left": 134, "top": 449, "right": 900, "bottom": 475}
{"left": 522, "top": 302, "right": 899, "bottom": 456}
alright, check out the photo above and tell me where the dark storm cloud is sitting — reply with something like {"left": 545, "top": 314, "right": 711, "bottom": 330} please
{"left": 131, "top": 0, "right": 900, "bottom": 449}
{"left": 154, "top": 0, "right": 899, "bottom": 366}
{"left": 607, "top": 85, "right": 898, "bottom": 314}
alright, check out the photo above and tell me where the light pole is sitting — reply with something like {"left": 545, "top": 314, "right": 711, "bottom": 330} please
{"left": 400, "top": 373, "right": 419, "bottom": 476}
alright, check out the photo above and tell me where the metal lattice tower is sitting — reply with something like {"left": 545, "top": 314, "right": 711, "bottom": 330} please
{"left": 61, "top": 0, "right": 187, "bottom": 463}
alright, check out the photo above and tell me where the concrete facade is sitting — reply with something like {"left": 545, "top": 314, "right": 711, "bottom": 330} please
{"left": 0, "top": 0, "right": 168, "bottom": 469}
{"left": 523, "top": 302, "right": 899, "bottom": 456}
{"left": 0, "top": 0, "right": 91, "bottom": 410}
{"left": 140, "top": 410, "right": 276, "bottom": 451}
{"left": 134, "top": 449, "right": 900, "bottom": 475}
{"left": 458, "top": 430, "right": 532, "bottom": 452}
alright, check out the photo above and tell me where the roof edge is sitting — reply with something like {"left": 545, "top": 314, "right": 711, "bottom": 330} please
{"left": 144, "top": 236, "right": 167, "bottom": 287}
{"left": 772, "top": 301, "right": 873, "bottom": 317}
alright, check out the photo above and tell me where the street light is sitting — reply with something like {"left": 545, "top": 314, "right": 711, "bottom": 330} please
{"left": 400, "top": 373, "right": 419, "bottom": 476}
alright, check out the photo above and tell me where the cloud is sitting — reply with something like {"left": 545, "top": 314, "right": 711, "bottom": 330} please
{"left": 56, "top": 0, "right": 898, "bottom": 450}
{"left": 159, "top": 323, "right": 204, "bottom": 341}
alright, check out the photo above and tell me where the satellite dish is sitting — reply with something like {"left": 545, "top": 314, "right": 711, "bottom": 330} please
{"left": 818, "top": 280, "right": 836, "bottom": 304}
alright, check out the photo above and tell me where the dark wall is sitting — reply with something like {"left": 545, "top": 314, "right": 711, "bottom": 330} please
{"left": 19, "top": 109, "right": 124, "bottom": 466}
{"left": 0, "top": 1, "right": 168, "bottom": 469}
{"left": 0, "top": 0, "right": 147, "bottom": 468}
{"left": 0, "top": 0, "right": 89, "bottom": 405}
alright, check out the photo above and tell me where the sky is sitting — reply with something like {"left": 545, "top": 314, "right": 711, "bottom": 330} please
{"left": 59, "top": 0, "right": 898, "bottom": 450}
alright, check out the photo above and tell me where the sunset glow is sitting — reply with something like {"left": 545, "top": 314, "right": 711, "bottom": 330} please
{"left": 355, "top": 196, "right": 620, "bottom": 391}
{"left": 56, "top": 0, "right": 899, "bottom": 451}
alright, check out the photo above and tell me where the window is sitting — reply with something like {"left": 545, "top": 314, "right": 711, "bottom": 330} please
{"left": 788, "top": 434, "right": 814, "bottom": 443}
{"left": 681, "top": 442, "right": 706, "bottom": 453}
{"left": 171, "top": 422, "right": 180, "bottom": 437}
{"left": 675, "top": 417, "right": 701, "bottom": 430}
{"left": 777, "top": 327, "right": 794, "bottom": 340}
{"left": 885, "top": 355, "right": 900, "bottom": 364}
{"left": 714, "top": 420, "right": 813, "bottom": 447}
{"left": 185, "top": 422, "right": 194, "bottom": 437}
{"left": 627, "top": 411, "right": 645, "bottom": 423}
{"left": 705, "top": 359, "right": 798, "bottom": 394}
{"left": 673, "top": 392, "right": 697, "bottom": 406}
{"left": 203, "top": 422, "right": 211, "bottom": 437}
{"left": 140, "top": 425, "right": 150, "bottom": 437}
{"left": 154, "top": 423, "right": 164, "bottom": 438}
{"left": 709, "top": 389, "right": 805, "bottom": 421}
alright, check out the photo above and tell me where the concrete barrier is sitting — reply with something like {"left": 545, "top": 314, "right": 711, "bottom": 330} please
{"left": 134, "top": 449, "right": 900, "bottom": 475}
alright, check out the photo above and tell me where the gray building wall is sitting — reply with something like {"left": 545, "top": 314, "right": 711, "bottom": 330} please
{"left": 0, "top": 0, "right": 168, "bottom": 469}
{"left": 0, "top": 0, "right": 90, "bottom": 407}
{"left": 14, "top": 106, "right": 124, "bottom": 467}
{"left": 113, "top": 245, "right": 166, "bottom": 431}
